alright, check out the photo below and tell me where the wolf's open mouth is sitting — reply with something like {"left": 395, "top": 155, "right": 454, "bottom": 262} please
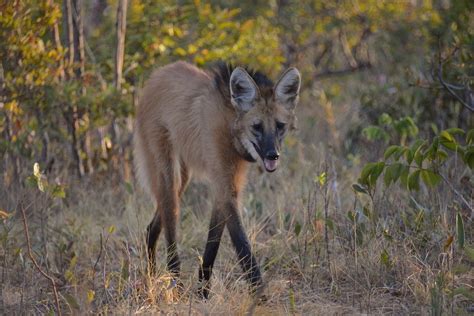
{"left": 263, "top": 158, "right": 278, "bottom": 172}
{"left": 251, "top": 141, "right": 279, "bottom": 172}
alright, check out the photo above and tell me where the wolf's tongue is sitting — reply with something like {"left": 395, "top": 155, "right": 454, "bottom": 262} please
{"left": 263, "top": 158, "right": 279, "bottom": 172}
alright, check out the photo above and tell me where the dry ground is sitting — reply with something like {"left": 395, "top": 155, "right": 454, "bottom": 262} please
{"left": 1, "top": 140, "right": 473, "bottom": 315}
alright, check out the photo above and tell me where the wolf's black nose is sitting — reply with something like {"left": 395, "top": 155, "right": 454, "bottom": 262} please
{"left": 265, "top": 150, "right": 279, "bottom": 160}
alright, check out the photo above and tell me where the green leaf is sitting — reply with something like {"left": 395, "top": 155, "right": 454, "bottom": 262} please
{"left": 400, "top": 165, "right": 410, "bottom": 188}
{"left": 440, "top": 131, "right": 458, "bottom": 151}
{"left": 64, "top": 293, "right": 80, "bottom": 310}
{"left": 466, "top": 129, "right": 474, "bottom": 144}
{"left": 456, "top": 212, "right": 464, "bottom": 249}
{"left": 362, "top": 205, "right": 371, "bottom": 219}
{"left": 407, "top": 170, "right": 421, "bottom": 191}
{"left": 380, "top": 249, "right": 391, "bottom": 268}
{"left": 393, "top": 147, "right": 406, "bottom": 161}
{"left": 378, "top": 113, "right": 393, "bottom": 126}
{"left": 316, "top": 172, "right": 327, "bottom": 186}
{"left": 51, "top": 185, "right": 66, "bottom": 199}
{"left": 440, "top": 139, "right": 458, "bottom": 151}
{"left": 87, "top": 289, "right": 95, "bottom": 303}
{"left": 384, "top": 162, "right": 404, "bottom": 186}
{"left": 436, "top": 149, "right": 448, "bottom": 162}
{"left": 369, "top": 162, "right": 385, "bottom": 187}
{"left": 440, "top": 130, "right": 455, "bottom": 142}
{"left": 362, "top": 126, "right": 389, "bottom": 142}
{"left": 124, "top": 181, "right": 133, "bottom": 195}
{"left": 359, "top": 162, "right": 376, "bottom": 185}
{"left": 352, "top": 183, "right": 368, "bottom": 194}
{"left": 294, "top": 221, "right": 301, "bottom": 237}
{"left": 444, "top": 127, "right": 464, "bottom": 136}
{"left": 325, "top": 218, "right": 334, "bottom": 231}
{"left": 413, "top": 144, "right": 426, "bottom": 167}
{"left": 384, "top": 145, "right": 400, "bottom": 161}
{"left": 405, "top": 147, "right": 414, "bottom": 164}
{"left": 420, "top": 170, "right": 441, "bottom": 187}
{"left": 383, "top": 167, "right": 392, "bottom": 186}
{"left": 463, "top": 146, "right": 474, "bottom": 169}
{"left": 409, "top": 139, "right": 426, "bottom": 164}
{"left": 394, "top": 116, "right": 418, "bottom": 137}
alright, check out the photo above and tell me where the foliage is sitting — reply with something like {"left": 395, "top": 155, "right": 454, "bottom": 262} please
{"left": 356, "top": 127, "right": 473, "bottom": 194}
{"left": 1, "top": 0, "right": 472, "bottom": 176}
{"left": 0, "top": 1, "right": 473, "bottom": 314}
{"left": 0, "top": 1, "right": 65, "bottom": 161}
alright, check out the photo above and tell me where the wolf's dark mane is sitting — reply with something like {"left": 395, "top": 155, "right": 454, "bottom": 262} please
{"left": 211, "top": 61, "right": 274, "bottom": 102}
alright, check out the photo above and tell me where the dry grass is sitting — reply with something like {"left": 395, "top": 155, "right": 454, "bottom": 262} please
{"left": 1, "top": 128, "right": 473, "bottom": 314}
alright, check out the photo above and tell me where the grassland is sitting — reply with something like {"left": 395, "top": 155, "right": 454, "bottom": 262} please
{"left": 1, "top": 123, "right": 472, "bottom": 315}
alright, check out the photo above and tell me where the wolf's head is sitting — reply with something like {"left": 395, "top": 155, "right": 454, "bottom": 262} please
{"left": 214, "top": 64, "right": 301, "bottom": 172}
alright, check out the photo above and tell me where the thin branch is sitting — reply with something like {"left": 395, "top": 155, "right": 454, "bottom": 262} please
{"left": 313, "top": 42, "right": 331, "bottom": 68}
{"left": 438, "top": 64, "right": 474, "bottom": 112}
{"left": 351, "top": 27, "right": 372, "bottom": 58}
{"left": 83, "top": 38, "right": 107, "bottom": 91}
{"left": 314, "top": 62, "right": 372, "bottom": 79}
{"left": 115, "top": 0, "right": 128, "bottom": 90}
{"left": 20, "top": 203, "right": 62, "bottom": 315}
{"left": 439, "top": 173, "right": 473, "bottom": 216}
{"left": 339, "top": 30, "right": 358, "bottom": 68}
{"left": 71, "top": 1, "right": 107, "bottom": 90}
{"left": 93, "top": 232, "right": 104, "bottom": 271}
{"left": 436, "top": 42, "right": 474, "bottom": 112}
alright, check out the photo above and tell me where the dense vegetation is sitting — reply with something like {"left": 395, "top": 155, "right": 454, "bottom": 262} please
{"left": 1, "top": 0, "right": 472, "bottom": 314}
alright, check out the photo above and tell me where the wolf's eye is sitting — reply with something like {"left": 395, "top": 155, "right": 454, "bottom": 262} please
{"left": 252, "top": 123, "right": 263, "bottom": 134}
{"left": 276, "top": 121, "right": 286, "bottom": 131}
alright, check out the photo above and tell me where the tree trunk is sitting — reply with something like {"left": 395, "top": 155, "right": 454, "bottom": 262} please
{"left": 64, "top": 0, "right": 75, "bottom": 78}
{"left": 72, "top": 0, "right": 94, "bottom": 174}
{"left": 48, "top": 0, "right": 65, "bottom": 81}
{"left": 90, "top": 0, "right": 108, "bottom": 28}
{"left": 115, "top": 0, "right": 127, "bottom": 91}
{"left": 64, "top": 0, "right": 85, "bottom": 177}
{"left": 111, "top": 0, "right": 128, "bottom": 172}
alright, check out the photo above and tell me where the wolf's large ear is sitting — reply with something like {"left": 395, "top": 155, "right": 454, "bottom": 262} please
{"left": 274, "top": 68, "right": 301, "bottom": 110}
{"left": 230, "top": 67, "right": 259, "bottom": 112}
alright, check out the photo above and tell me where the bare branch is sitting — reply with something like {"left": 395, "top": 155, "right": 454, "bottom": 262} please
{"left": 439, "top": 173, "right": 473, "bottom": 217}
{"left": 115, "top": 0, "right": 128, "bottom": 90}
{"left": 313, "top": 43, "right": 331, "bottom": 68}
{"left": 351, "top": 27, "right": 372, "bottom": 58}
{"left": 438, "top": 63, "right": 474, "bottom": 112}
{"left": 314, "top": 62, "right": 372, "bottom": 79}
{"left": 436, "top": 41, "right": 473, "bottom": 112}
{"left": 339, "top": 30, "right": 358, "bottom": 68}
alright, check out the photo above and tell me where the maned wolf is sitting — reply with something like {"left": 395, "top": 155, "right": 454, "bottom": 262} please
{"left": 134, "top": 61, "right": 301, "bottom": 298}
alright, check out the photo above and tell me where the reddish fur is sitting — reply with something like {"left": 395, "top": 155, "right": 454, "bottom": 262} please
{"left": 134, "top": 61, "right": 300, "bottom": 296}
